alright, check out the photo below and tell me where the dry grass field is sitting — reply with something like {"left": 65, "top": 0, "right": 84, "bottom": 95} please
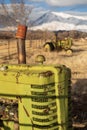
{"left": 0, "top": 38, "right": 87, "bottom": 129}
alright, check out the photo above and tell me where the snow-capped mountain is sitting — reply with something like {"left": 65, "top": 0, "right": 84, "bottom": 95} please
{"left": 0, "top": 4, "right": 87, "bottom": 32}
{"left": 31, "top": 11, "right": 87, "bottom": 32}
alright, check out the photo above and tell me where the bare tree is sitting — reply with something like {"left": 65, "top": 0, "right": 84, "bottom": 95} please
{"left": 0, "top": 0, "right": 33, "bottom": 64}
{"left": 0, "top": 0, "right": 33, "bottom": 27}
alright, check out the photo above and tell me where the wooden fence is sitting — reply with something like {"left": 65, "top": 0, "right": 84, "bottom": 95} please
{"left": 0, "top": 39, "right": 45, "bottom": 64}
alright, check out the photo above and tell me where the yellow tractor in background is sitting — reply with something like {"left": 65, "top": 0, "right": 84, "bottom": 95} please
{"left": 43, "top": 32, "right": 73, "bottom": 55}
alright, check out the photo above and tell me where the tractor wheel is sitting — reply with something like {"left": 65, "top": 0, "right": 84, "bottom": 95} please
{"left": 43, "top": 42, "right": 55, "bottom": 52}
{"left": 66, "top": 49, "right": 73, "bottom": 56}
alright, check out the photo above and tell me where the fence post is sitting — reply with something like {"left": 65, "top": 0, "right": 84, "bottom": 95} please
{"left": 16, "top": 25, "right": 27, "bottom": 64}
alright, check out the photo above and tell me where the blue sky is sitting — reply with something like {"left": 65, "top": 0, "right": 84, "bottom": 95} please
{"left": 27, "top": 0, "right": 87, "bottom": 12}
{"left": 0, "top": 0, "right": 87, "bottom": 12}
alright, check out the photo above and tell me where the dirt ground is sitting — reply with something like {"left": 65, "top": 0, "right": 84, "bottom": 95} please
{"left": 0, "top": 38, "right": 87, "bottom": 129}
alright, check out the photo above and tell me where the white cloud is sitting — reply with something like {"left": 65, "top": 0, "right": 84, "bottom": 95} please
{"left": 46, "top": 0, "right": 87, "bottom": 6}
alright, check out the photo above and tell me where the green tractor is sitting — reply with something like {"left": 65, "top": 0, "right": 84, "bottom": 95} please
{"left": 43, "top": 37, "right": 73, "bottom": 55}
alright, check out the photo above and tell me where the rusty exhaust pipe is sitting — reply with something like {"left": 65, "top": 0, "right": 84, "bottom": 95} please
{"left": 16, "top": 25, "right": 27, "bottom": 64}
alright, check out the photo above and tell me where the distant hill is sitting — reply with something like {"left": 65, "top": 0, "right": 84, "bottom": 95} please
{"left": 31, "top": 11, "right": 87, "bottom": 32}
{"left": 0, "top": 4, "right": 87, "bottom": 32}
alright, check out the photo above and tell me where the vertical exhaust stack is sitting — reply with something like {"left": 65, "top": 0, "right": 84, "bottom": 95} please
{"left": 54, "top": 32, "right": 58, "bottom": 43}
{"left": 16, "top": 25, "right": 27, "bottom": 64}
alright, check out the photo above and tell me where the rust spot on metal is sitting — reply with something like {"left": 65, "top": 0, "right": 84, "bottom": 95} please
{"left": 55, "top": 66, "right": 63, "bottom": 73}
{"left": 39, "top": 71, "right": 53, "bottom": 77}
{"left": 3, "top": 73, "right": 7, "bottom": 76}
{"left": 58, "top": 85, "right": 65, "bottom": 95}
{"left": 43, "top": 107, "right": 50, "bottom": 114}
{"left": 16, "top": 72, "right": 20, "bottom": 84}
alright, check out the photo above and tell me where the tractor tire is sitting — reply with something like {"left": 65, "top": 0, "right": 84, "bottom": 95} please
{"left": 43, "top": 42, "right": 55, "bottom": 52}
{"left": 66, "top": 49, "right": 73, "bottom": 56}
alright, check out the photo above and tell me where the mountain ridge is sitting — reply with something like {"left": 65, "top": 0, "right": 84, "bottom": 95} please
{"left": 0, "top": 7, "right": 87, "bottom": 32}
{"left": 31, "top": 11, "right": 87, "bottom": 32}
